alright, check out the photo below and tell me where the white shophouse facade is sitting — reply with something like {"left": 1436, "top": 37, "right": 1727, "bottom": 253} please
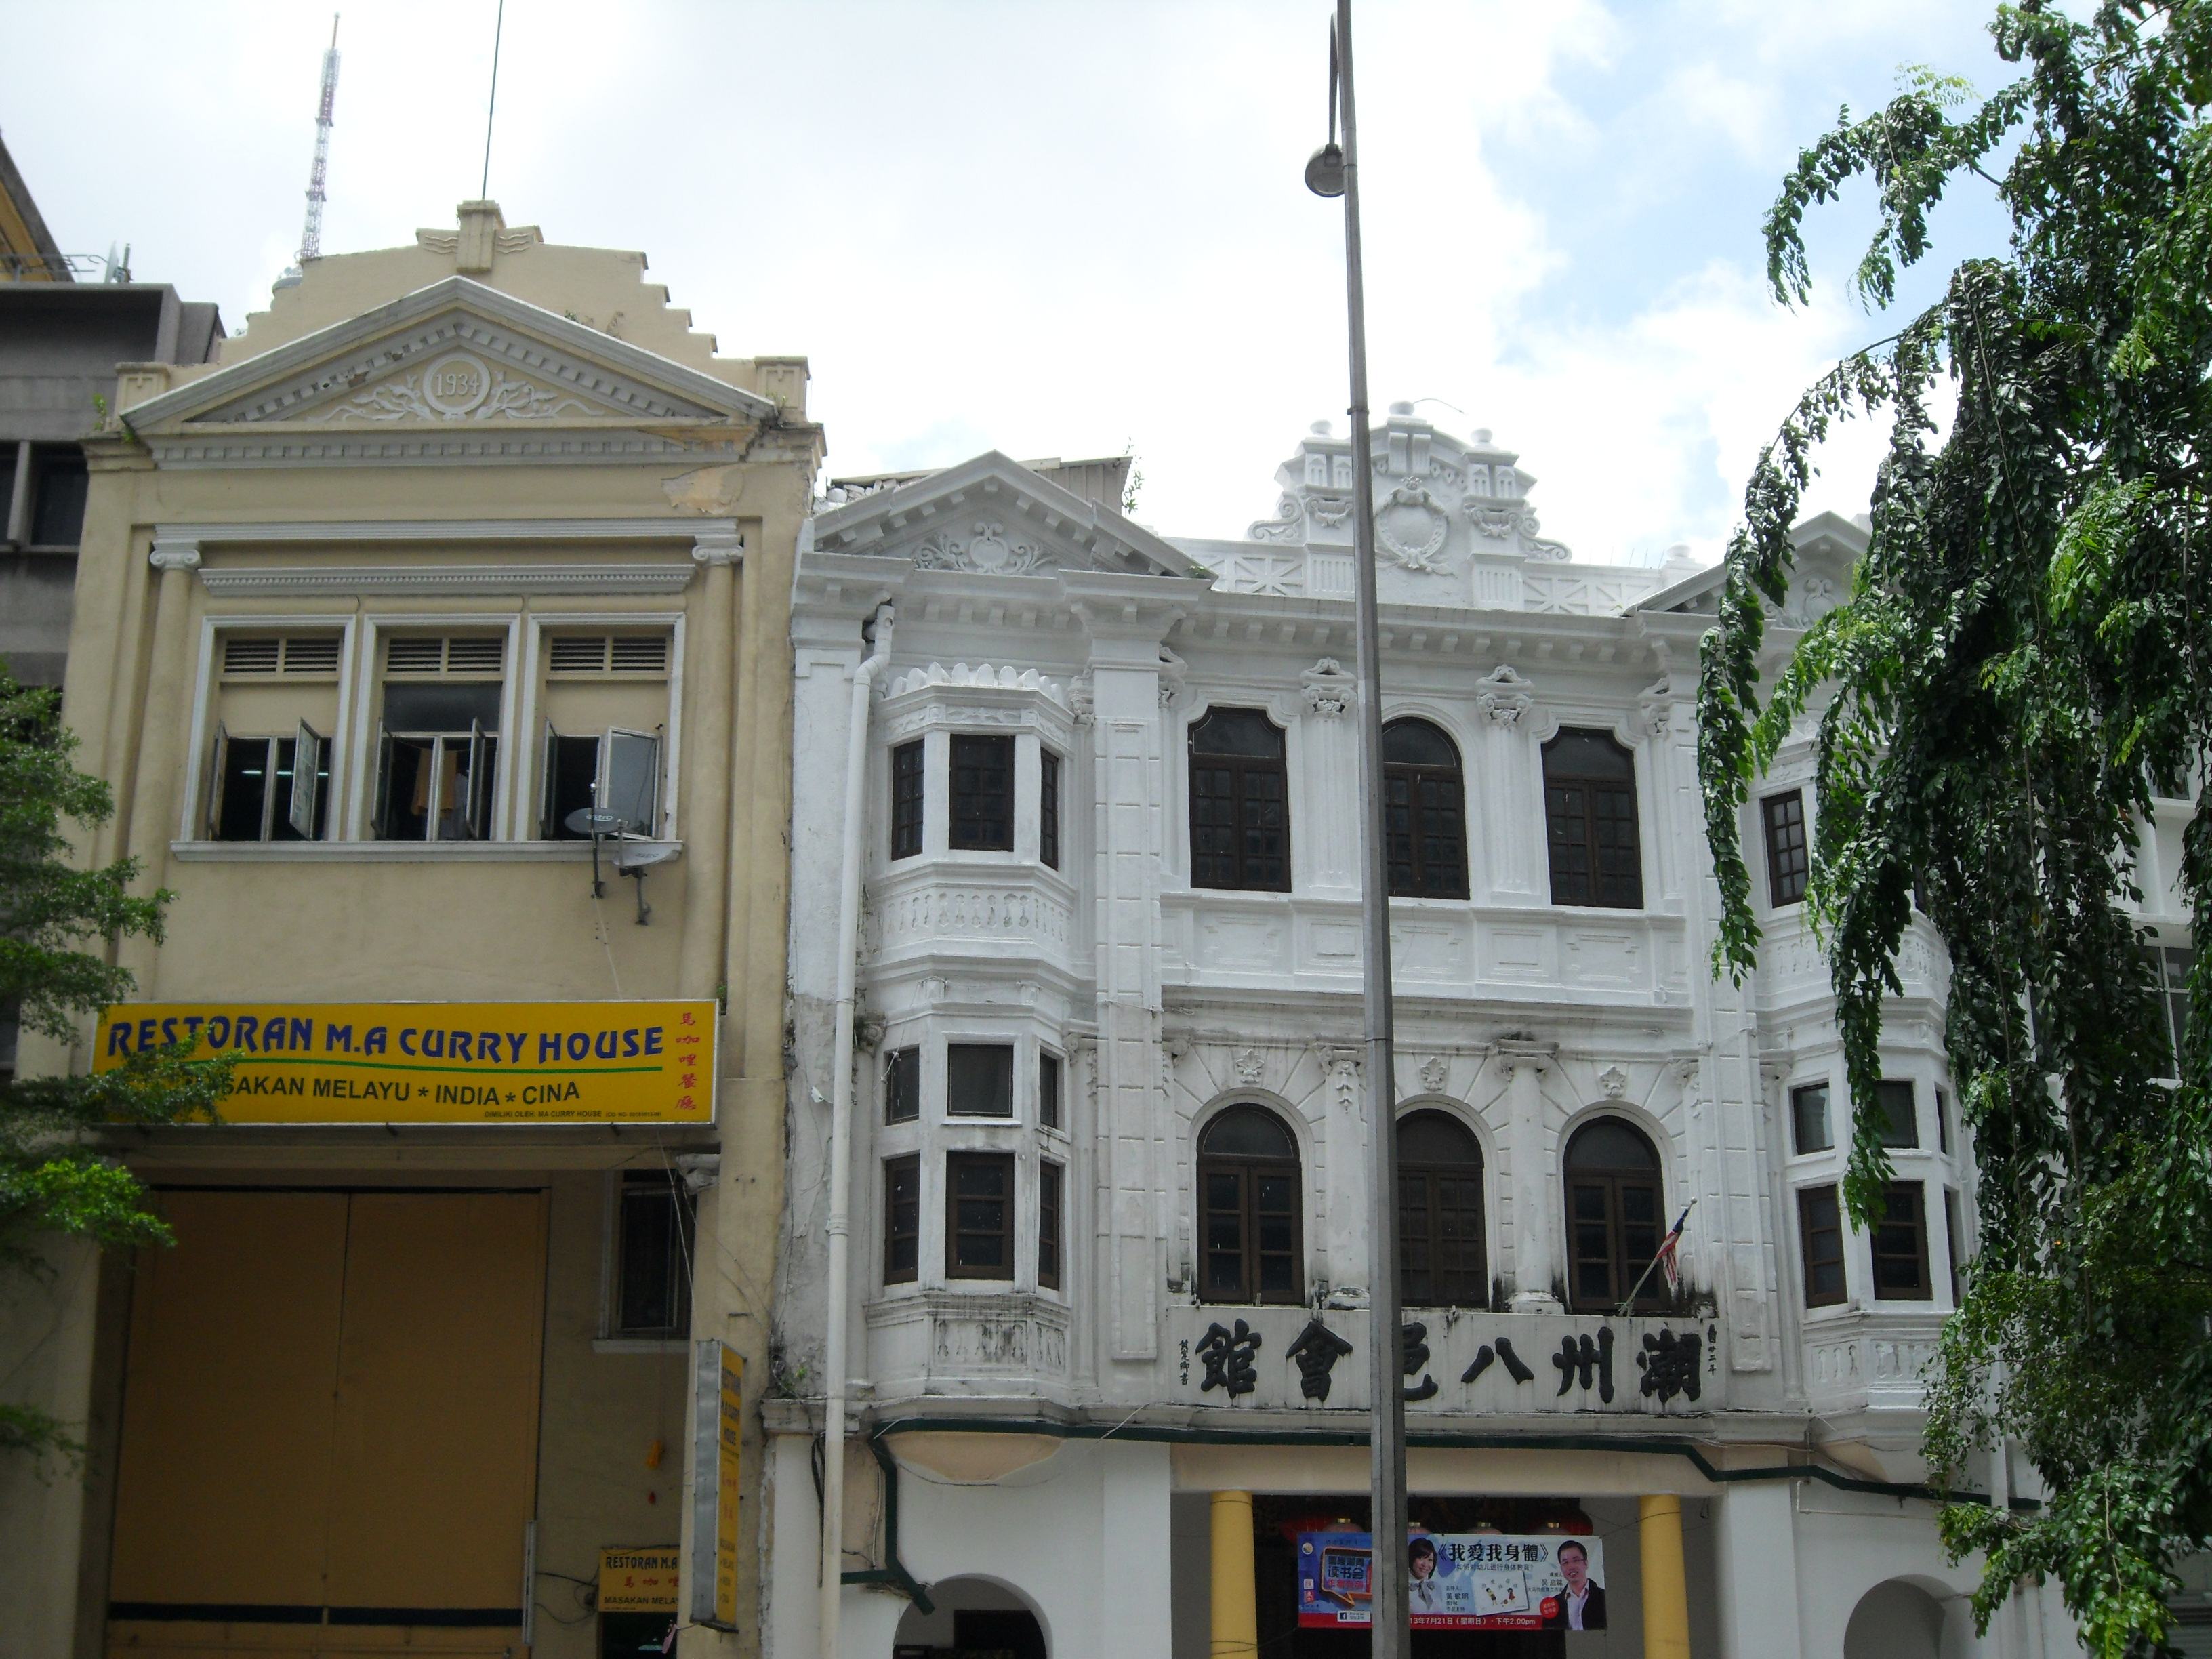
{"left": 766, "top": 407, "right": 2092, "bottom": 1659}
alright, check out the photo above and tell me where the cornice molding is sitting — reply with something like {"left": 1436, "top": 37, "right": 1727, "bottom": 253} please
{"left": 197, "top": 564, "right": 698, "bottom": 597}
{"left": 152, "top": 516, "right": 736, "bottom": 548}
{"left": 140, "top": 432, "right": 732, "bottom": 470}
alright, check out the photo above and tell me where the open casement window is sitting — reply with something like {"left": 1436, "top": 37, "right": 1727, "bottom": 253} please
{"left": 1542, "top": 729, "right": 1643, "bottom": 909}
{"left": 1563, "top": 1117, "right": 1664, "bottom": 1313}
{"left": 542, "top": 725, "right": 663, "bottom": 839}
{"left": 1382, "top": 718, "right": 1469, "bottom": 899}
{"left": 1188, "top": 708, "right": 1290, "bottom": 891}
{"left": 1397, "top": 1110, "right": 1486, "bottom": 1307}
{"left": 372, "top": 640, "right": 504, "bottom": 842}
{"left": 1197, "top": 1106, "right": 1302, "bottom": 1304}
{"left": 205, "top": 633, "right": 342, "bottom": 839}
{"left": 208, "top": 720, "right": 331, "bottom": 842}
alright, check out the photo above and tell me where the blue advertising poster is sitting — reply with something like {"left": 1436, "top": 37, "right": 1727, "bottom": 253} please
{"left": 1296, "top": 1532, "right": 1607, "bottom": 1631}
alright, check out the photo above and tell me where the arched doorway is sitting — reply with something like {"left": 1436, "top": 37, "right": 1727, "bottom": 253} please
{"left": 1843, "top": 1578, "right": 1946, "bottom": 1659}
{"left": 892, "top": 1575, "right": 1047, "bottom": 1659}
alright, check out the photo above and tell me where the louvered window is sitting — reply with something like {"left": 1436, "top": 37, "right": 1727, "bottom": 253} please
{"left": 222, "top": 635, "right": 340, "bottom": 676}
{"left": 386, "top": 636, "right": 506, "bottom": 676}
{"left": 548, "top": 634, "right": 670, "bottom": 675}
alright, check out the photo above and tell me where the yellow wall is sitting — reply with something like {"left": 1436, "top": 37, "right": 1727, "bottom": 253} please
{"left": 0, "top": 202, "right": 816, "bottom": 1659}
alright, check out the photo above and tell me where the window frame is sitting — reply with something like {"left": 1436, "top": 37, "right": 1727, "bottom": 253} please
{"left": 1382, "top": 718, "right": 1470, "bottom": 900}
{"left": 1790, "top": 1082, "right": 1832, "bottom": 1156}
{"left": 1872, "top": 1181, "right": 1933, "bottom": 1300}
{"left": 523, "top": 616, "right": 680, "bottom": 844}
{"left": 610, "top": 1168, "right": 696, "bottom": 1338}
{"left": 361, "top": 620, "right": 519, "bottom": 843}
{"left": 1875, "top": 1080, "right": 1919, "bottom": 1148}
{"left": 1195, "top": 1107, "right": 1304, "bottom": 1305}
{"left": 1761, "top": 788, "right": 1809, "bottom": 907}
{"left": 945, "top": 1151, "right": 1016, "bottom": 1282}
{"left": 210, "top": 726, "right": 331, "bottom": 843}
{"left": 945, "top": 1042, "right": 1015, "bottom": 1119}
{"left": 890, "top": 739, "right": 925, "bottom": 861}
{"left": 1187, "top": 707, "right": 1292, "bottom": 893}
{"left": 1944, "top": 1187, "right": 1965, "bottom": 1305}
{"left": 184, "top": 617, "right": 355, "bottom": 844}
{"left": 1797, "top": 1184, "right": 1847, "bottom": 1308}
{"left": 1038, "top": 1049, "right": 1063, "bottom": 1131}
{"left": 1561, "top": 1118, "right": 1665, "bottom": 1314}
{"left": 949, "top": 732, "right": 1015, "bottom": 852}
{"left": 884, "top": 1045, "right": 920, "bottom": 1124}
{"left": 883, "top": 1153, "right": 921, "bottom": 1285}
{"left": 1396, "top": 1109, "right": 1487, "bottom": 1307}
{"left": 1038, "top": 1160, "right": 1064, "bottom": 1291}
{"left": 1039, "top": 747, "right": 1061, "bottom": 871}
{"left": 1541, "top": 728, "right": 1645, "bottom": 910}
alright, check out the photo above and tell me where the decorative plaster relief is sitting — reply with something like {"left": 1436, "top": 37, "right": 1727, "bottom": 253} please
{"left": 1599, "top": 1065, "right": 1629, "bottom": 1100}
{"left": 914, "top": 521, "right": 1046, "bottom": 577}
{"left": 1474, "top": 664, "right": 1536, "bottom": 726}
{"left": 1418, "top": 1056, "right": 1450, "bottom": 1092}
{"left": 325, "top": 353, "right": 613, "bottom": 423}
{"left": 1374, "top": 481, "right": 1450, "bottom": 573}
{"left": 1248, "top": 495, "right": 1307, "bottom": 545}
{"left": 1300, "top": 657, "right": 1354, "bottom": 718}
{"left": 1233, "top": 1046, "right": 1266, "bottom": 1084}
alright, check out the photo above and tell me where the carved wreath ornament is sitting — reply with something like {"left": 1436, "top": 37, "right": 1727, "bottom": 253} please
{"left": 915, "top": 522, "right": 1045, "bottom": 577}
{"left": 325, "top": 352, "right": 603, "bottom": 423}
{"left": 1374, "top": 481, "right": 1450, "bottom": 573}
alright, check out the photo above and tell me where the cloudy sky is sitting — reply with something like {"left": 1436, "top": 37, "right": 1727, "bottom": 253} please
{"left": 2, "top": 1, "right": 2016, "bottom": 562}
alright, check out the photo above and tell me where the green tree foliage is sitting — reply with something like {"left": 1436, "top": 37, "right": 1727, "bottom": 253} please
{"left": 1698, "top": 5, "right": 2212, "bottom": 1653}
{"left": 0, "top": 668, "right": 231, "bottom": 1466}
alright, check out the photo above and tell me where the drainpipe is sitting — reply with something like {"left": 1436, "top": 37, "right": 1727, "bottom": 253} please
{"left": 821, "top": 602, "right": 893, "bottom": 1659}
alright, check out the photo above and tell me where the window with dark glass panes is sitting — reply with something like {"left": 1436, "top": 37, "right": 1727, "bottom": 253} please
{"left": 883, "top": 1046, "right": 920, "bottom": 1123}
{"left": 1872, "top": 1182, "right": 1932, "bottom": 1298}
{"left": 207, "top": 634, "right": 341, "bottom": 843}
{"left": 2143, "top": 944, "right": 2194, "bottom": 1078}
{"left": 1875, "top": 1080, "right": 1919, "bottom": 1147}
{"left": 1936, "top": 1088, "right": 1952, "bottom": 1154}
{"left": 371, "top": 636, "right": 504, "bottom": 842}
{"left": 883, "top": 1155, "right": 920, "bottom": 1283}
{"left": 946, "top": 1043, "right": 1013, "bottom": 1117}
{"left": 1762, "top": 788, "right": 1809, "bottom": 905}
{"left": 1187, "top": 708, "right": 1290, "bottom": 891}
{"left": 1196, "top": 1106, "right": 1303, "bottom": 1303}
{"left": 615, "top": 1169, "right": 694, "bottom": 1335}
{"left": 1038, "top": 1051, "right": 1062, "bottom": 1130}
{"left": 946, "top": 1152, "right": 1015, "bottom": 1279}
{"left": 1797, "top": 1185, "right": 1846, "bottom": 1307}
{"left": 1382, "top": 718, "right": 1469, "bottom": 898}
{"left": 890, "top": 740, "right": 924, "bottom": 859}
{"left": 1542, "top": 729, "right": 1643, "bottom": 908}
{"left": 950, "top": 733, "right": 1013, "bottom": 850}
{"left": 1944, "top": 1188, "right": 1965, "bottom": 1303}
{"left": 1397, "top": 1110, "right": 1486, "bottom": 1305}
{"left": 1563, "top": 1118, "right": 1664, "bottom": 1311}
{"left": 1040, "top": 748, "right": 1061, "bottom": 869}
{"left": 1038, "top": 1161, "right": 1063, "bottom": 1290}
{"left": 1791, "top": 1082, "right": 1832, "bottom": 1155}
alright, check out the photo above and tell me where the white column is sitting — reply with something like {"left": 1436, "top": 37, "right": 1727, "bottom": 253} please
{"left": 1101, "top": 1444, "right": 1176, "bottom": 1658}
{"left": 1713, "top": 1481, "right": 1803, "bottom": 1659}
{"left": 1089, "top": 634, "right": 1165, "bottom": 1361}
{"left": 1298, "top": 663, "right": 1359, "bottom": 896}
{"left": 1500, "top": 1044, "right": 1560, "bottom": 1311}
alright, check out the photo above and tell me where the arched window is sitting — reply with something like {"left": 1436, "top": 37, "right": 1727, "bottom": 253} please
{"left": 1563, "top": 1118, "right": 1664, "bottom": 1312}
{"left": 1383, "top": 718, "right": 1469, "bottom": 899}
{"left": 1397, "top": 1109, "right": 1486, "bottom": 1306}
{"left": 1189, "top": 708, "right": 1290, "bottom": 891}
{"left": 1542, "top": 729, "right": 1643, "bottom": 909}
{"left": 1197, "top": 1105, "right": 1302, "bottom": 1303}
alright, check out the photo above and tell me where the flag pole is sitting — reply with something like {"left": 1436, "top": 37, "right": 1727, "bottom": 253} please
{"left": 1616, "top": 1197, "right": 1696, "bottom": 1317}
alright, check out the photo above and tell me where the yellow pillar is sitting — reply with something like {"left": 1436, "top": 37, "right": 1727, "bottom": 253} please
{"left": 1210, "top": 1490, "right": 1258, "bottom": 1659}
{"left": 1640, "top": 1494, "right": 1692, "bottom": 1659}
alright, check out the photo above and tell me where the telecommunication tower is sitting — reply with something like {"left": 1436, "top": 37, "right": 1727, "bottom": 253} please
{"left": 297, "top": 16, "right": 341, "bottom": 264}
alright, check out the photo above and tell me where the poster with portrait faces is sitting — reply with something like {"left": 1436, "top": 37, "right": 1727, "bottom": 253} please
{"left": 1296, "top": 1532, "right": 1606, "bottom": 1630}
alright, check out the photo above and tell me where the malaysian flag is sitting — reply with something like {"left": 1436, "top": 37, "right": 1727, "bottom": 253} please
{"left": 1654, "top": 1204, "right": 1693, "bottom": 1291}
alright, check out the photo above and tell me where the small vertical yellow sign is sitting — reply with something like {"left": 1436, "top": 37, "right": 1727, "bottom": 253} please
{"left": 690, "top": 1339, "right": 743, "bottom": 1631}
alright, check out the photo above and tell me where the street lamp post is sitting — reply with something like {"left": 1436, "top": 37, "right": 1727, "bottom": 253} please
{"left": 1307, "top": 4, "right": 1408, "bottom": 1654}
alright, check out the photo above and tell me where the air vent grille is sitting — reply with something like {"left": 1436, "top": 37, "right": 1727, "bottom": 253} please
{"left": 386, "top": 636, "right": 505, "bottom": 675}
{"left": 548, "top": 634, "right": 670, "bottom": 675}
{"left": 224, "top": 635, "right": 341, "bottom": 676}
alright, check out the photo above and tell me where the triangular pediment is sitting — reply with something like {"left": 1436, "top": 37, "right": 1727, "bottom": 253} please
{"left": 808, "top": 451, "right": 1197, "bottom": 579}
{"left": 121, "top": 276, "right": 775, "bottom": 434}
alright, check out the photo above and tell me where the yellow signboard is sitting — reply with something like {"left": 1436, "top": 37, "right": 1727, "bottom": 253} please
{"left": 94, "top": 1001, "right": 716, "bottom": 1124}
{"left": 689, "top": 1340, "right": 743, "bottom": 1631}
{"left": 598, "top": 1548, "right": 680, "bottom": 1613}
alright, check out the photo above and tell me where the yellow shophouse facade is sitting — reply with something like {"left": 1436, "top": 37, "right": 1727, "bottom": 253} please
{"left": 0, "top": 203, "right": 819, "bottom": 1659}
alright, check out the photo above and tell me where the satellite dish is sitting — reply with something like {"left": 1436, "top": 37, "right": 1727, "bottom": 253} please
{"left": 565, "top": 808, "right": 626, "bottom": 836}
{"left": 613, "top": 842, "right": 680, "bottom": 874}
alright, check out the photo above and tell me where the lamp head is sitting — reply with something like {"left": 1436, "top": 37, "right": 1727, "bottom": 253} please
{"left": 1305, "top": 142, "right": 1346, "bottom": 198}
